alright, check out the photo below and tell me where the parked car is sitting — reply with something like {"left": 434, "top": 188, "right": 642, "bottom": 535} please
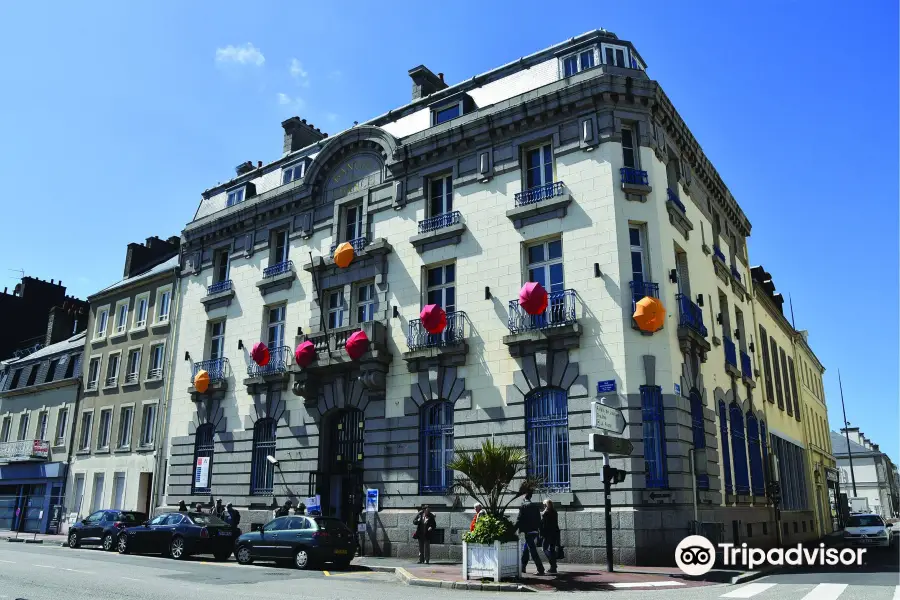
{"left": 234, "top": 515, "right": 356, "bottom": 570}
{"left": 67, "top": 510, "right": 147, "bottom": 552}
{"left": 117, "top": 512, "right": 235, "bottom": 560}
{"left": 843, "top": 513, "right": 893, "bottom": 548}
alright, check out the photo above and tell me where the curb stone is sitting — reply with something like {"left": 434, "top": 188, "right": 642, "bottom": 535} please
{"left": 372, "top": 565, "right": 535, "bottom": 592}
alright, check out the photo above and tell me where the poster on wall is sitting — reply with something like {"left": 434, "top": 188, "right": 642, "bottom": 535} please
{"left": 194, "top": 457, "right": 210, "bottom": 490}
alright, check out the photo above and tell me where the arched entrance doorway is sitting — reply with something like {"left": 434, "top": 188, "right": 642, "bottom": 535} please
{"left": 319, "top": 407, "right": 364, "bottom": 529}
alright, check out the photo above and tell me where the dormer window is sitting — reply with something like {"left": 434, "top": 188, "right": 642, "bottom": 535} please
{"left": 432, "top": 100, "right": 463, "bottom": 126}
{"left": 601, "top": 43, "right": 629, "bottom": 68}
{"left": 226, "top": 187, "right": 245, "bottom": 207}
{"left": 282, "top": 161, "right": 305, "bottom": 185}
{"left": 563, "top": 48, "right": 596, "bottom": 77}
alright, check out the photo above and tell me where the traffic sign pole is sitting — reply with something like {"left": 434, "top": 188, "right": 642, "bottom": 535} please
{"left": 603, "top": 452, "right": 613, "bottom": 573}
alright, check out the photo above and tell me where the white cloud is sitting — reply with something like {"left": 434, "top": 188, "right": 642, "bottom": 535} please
{"left": 215, "top": 43, "right": 265, "bottom": 66}
{"left": 277, "top": 92, "right": 305, "bottom": 109}
{"left": 290, "top": 58, "right": 310, "bottom": 87}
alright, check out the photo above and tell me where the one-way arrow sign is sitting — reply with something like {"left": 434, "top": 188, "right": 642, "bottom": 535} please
{"left": 587, "top": 433, "right": 633, "bottom": 456}
{"left": 649, "top": 491, "right": 671, "bottom": 501}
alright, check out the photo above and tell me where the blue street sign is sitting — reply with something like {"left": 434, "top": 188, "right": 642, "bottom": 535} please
{"left": 674, "top": 383, "right": 681, "bottom": 396}
{"left": 596, "top": 380, "right": 617, "bottom": 394}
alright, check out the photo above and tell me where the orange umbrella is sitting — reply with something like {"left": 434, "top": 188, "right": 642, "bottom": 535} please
{"left": 333, "top": 242, "right": 355, "bottom": 268}
{"left": 194, "top": 369, "right": 210, "bottom": 393}
{"left": 633, "top": 296, "right": 665, "bottom": 333}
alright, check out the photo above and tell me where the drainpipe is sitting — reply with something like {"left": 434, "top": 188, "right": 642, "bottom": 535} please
{"left": 62, "top": 376, "right": 84, "bottom": 525}
{"left": 149, "top": 269, "right": 182, "bottom": 514}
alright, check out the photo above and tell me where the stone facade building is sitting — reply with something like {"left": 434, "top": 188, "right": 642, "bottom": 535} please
{"left": 832, "top": 428, "right": 899, "bottom": 519}
{"left": 162, "top": 30, "right": 831, "bottom": 564}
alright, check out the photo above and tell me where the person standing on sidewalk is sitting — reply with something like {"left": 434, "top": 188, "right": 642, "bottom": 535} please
{"left": 225, "top": 503, "right": 241, "bottom": 537}
{"left": 413, "top": 505, "right": 436, "bottom": 564}
{"left": 470, "top": 502, "right": 484, "bottom": 531}
{"left": 516, "top": 492, "right": 545, "bottom": 575}
{"left": 541, "top": 499, "right": 560, "bottom": 574}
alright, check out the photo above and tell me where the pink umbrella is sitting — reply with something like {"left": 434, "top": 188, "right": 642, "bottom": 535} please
{"left": 519, "top": 282, "right": 549, "bottom": 315}
{"left": 251, "top": 342, "right": 270, "bottom": 366}
{"left": 345, "top": 330, "right": 369, "bottom": 361}
{"left": 294, "top": 341, "right": 316, "bottom": 368}
{"left": 420, "top": 304, "right": 447, "bottom": 334}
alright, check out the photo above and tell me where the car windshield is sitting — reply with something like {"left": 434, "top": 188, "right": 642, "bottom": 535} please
{"left": 847, "top": 515, "right": 885, "bottom": 527}
{"left": 314, "top": 517, "right": 351, "bottom": 532}
{"left": 188, "top": 514, "right": 227, "bottom": 526}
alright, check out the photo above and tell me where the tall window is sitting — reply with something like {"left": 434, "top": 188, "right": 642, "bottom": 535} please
{"left": 526, "top": 239, "right": 565, "bottom": 326}
{"left": 251, "top": 418, "right": 277, "bottom": 495}
{"left": 125, "top": 349, "right": 141, "bottom": 384}
{"left": 115, "top": 302, "right": 129, "bottom": 334}
{"left": 621, "top": 126, "right": 637, "bottom": 169}
{"left": 148, "top": 344, "right": 164, "bottom": 379}
{"left": 525, "top": 388, "right": 570, "bottom": 491}
{"left": 641, "top": 385, "right": 668, "bottom": 488}
{"left": 8, "top": 369, "right": 21, "bottom": 390}
{"left": 112, "top": 473, "right": 126, "bottom": 510}
{"left": 356, "top": 283, "right": 376, "bottom": 324}
{"left": 90, "top": 473, "right": 105, "bottom": 512}
{"left": 45, "top": 359, "right": 59, "bottom": 383}
{"left": 426, "top": 264, "right": 456, "bottom": 345}
{"left": 759, "top": 326, "right": 774, "bottom": 402}
{"left": 26, "top": 365, "right": 39, "bottom": 387}
{"left": 771, "top": 339, "right": 784, "bottom": 410}
{"left": 193, "top": 423, "right": 215, "bottom": 494}
{"left": 55, "top": 408, "right": 68, "bottom": 446}
{"left": 327, "top": 290, "right": 345, "bottom": 330}
{"left": 156, "top": 288, "right": 172, "bottom": 323}
{"left": 718, "top": 400, "right": 732, "bottom": 495}
{"left": 95, "top": 307, "right": 109, "bottom": 338}
{"left": 267, "top": 305, "right": 286, "bottom": 348}
{"left": 689, "top": 391, "right": 709, "bottom": 489}
{"left": 602, "top": 43, "right": 628, "bottom": 67}
{"left": 105, "top": 354, "right": 120, "bottom": 387}
{"left": 64, "top": 355, "right": 78, "bottom": 378}
{"left": 140, "top": 404, "right": 157, "bottom": 447}
{"left": 525, "top": 144, "right": 553, "bottom": 190}
{"left": 788, "top": 358, "right": 800, "bottom": 421}
{"left": 629, "top": 226, "right": 648, "bottom": 304}
{"left": 344, "top": 204, "right": 363, "bottom": 242}
{"left": 420, "top": 402, "right": 454, "bottom": 493}
{"left": 747, "top": 413, "right": 764, "bottom": 496}
{"left": 729, "top": 403, "right": 749, "bottom": 495}
{"left": 209, "top": 321, "right": 226, "bottom": 360}
{"left": 118, "top": 406, "right": 133, "bottom": 449}
{"left": 79, "top": 412, "right": 93, "bottom": 450}
{"left": 779, "top": 348, "right": 792, "bottom": 416}
{"left": 429, "top": 175, "right": 453, "bottom": 216}
{"left": 17, "top": 413, "right": 30, "bottom": 441}
{"left": 760, "top": 421, "right": 769, "bottom": 484}
{"left": 134, "top": 295, "right": 149, "bottom": 328}
{"left": 86, "top": 358, "right": 100, "bottom": 390}
{"left": 213, "top": 249, "right": 230, "bottom": 284}
{"left": 0, "top": 417, "right": 10, "bottom": 442}
{"left": 97, "top": 409, "right": 112, "bottom": 449}
{"left": 272, "top": 229, "right": 289, "bottom": 265}
{"left": 37, "top": 411, "right": 48, "bottom": 442}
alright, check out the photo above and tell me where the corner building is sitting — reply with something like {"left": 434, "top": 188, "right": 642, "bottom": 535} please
{"left": 165, "top": 30, "right": 820, "bottom": 564}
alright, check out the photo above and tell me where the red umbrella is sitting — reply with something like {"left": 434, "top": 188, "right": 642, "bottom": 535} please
{"left": 294, "top": 341, "right": 316, "bottom": 368}
{"left": 420, "top": 304, "right": 447, "bottom": 334}
{"left": 345, "top": 330, "right": 369, "bottom": 361}
{"left": 251, "top": 342, "right": 270, "bottom": 367}
{"left": 519, "top": 282, "right": 549, "bottom": 315}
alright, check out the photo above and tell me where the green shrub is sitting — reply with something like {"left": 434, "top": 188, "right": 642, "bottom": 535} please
{"left": 462, "top": 513, "right": 518, "bottom": 544}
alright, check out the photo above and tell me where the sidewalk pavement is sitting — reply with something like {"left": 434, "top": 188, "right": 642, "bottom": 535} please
{"left": 0, "top": 532, "right": 68, "bottom": 545}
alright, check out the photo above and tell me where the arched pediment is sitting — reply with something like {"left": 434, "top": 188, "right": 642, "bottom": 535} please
{"left": 304, "top": 125, "right": 401, "bottom": 194}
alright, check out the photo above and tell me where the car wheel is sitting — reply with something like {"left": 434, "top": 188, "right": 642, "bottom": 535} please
{"left": 68, "top": 531, "right": 80, "bottom": 549}
{"left": 102, "top": 533, "right": 115, "bottom": 552}
{"left": 169, "top": 536, "right": 187, "bottom": 560}
{"left": 294, "top": 548, "right": 311, "bottom": 570}
{"left": 235, "top": 546, "right": 253, "bottom": 565}
{"left": 117, "top": 534, "right": 129, "bottom": 554}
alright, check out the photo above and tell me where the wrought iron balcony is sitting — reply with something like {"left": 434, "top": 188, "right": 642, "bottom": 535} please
{"left": 192, "top": 358, "right": 229, "bottom": 384}
{"left": 731, "top": 264, "right": 742, "bottom": 282}
{"left": 620, "top": 167, "right": 649, "bottom": 186}
{"left": 407, "top": 311, "right": 467, "bottom": 351}
{"left": 667, "top": 188, "right": 686, "bottom": 213}
{"left": 207, "top": 280, "right": 233, "bottom": 296}
{"left": 330, "top": 235, "right": 368, "bottom": 254}
{"left": 676, "top": 293, "right": 708, "bottom": 338}
{"left": 263, "top": 260, "right": 293, "bottom": 279}
{"left": 740, "top": 350, "right": 753, "bottom": 380}
{"left": 723, "top": 336, "right": 738, "bottom": 368}
{"left": 713, "top": 245, "right": 727, "bottom": 263}
{"left": 247, "top": 346, "right": 292, "bottom": 378}
{"left": 508, "top": 289, "right": 576, "bottom": 334}
{"left": 514, "top": 181, "right": 565, "bottom": 207}
{"left": 629, "top": 281, "right": 659, "bottom": 312}
{"left": 0, "top": 439, "right": 49, "bottom": 463}
{"left": 418, "top": 211, "right": 461, "bottom": 234}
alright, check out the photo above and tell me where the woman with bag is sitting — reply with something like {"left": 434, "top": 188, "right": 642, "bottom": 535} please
{"left": 412, "top": 504, "right": 436, "bottom": 564}
{"left": 541, "top": 499, "right": 561, "bottom": 574}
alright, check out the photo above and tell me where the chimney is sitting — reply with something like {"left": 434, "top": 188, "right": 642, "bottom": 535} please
{"left": 123, "top": 235, "right": 181, "bottom": 278}
{"left": 408, "top": 65, "right": 448, "bottom": 101}
{"left": 235, "top": 161, "right": 255, "bottom": 176}
{"left": 281, "top": 117, "right": 327, "bottom": 154}
{"left": 257, "top": 161, "right": 263, "bottom": 168}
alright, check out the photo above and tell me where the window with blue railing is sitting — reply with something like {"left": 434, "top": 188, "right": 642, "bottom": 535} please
{"left": 729, "top": 402, "right": 750, "bottom": 495}
{"left": 641, "top": 385, "right": 668, "bottom": 489}
{"left": 719, "top": 400, "right": 733, "bottom": 495}
{"left": 192, "top": 423, "right": 214, "bottom": 494}
{"left": 676, "top": 293, "right": 707, "bottom": 337}
{"left": 747, "top": 413, "right": 765, "bottom": 496}
{"left": 525, "top": 388, "right": 570, "bottom": 492}
{"left": 250, "top": 415, "right": 277, "bottom": 495}
{"left": 420, "top": 401, "right": 454, "bottom": 494}
{"left": 760, "top": 421, "right": 769, "bottom": 485}
{"left": 689, "top": 390, "right": 709, "bottom": 489}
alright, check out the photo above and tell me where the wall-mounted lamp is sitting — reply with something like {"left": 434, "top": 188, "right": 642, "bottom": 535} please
{"left": 485, "top": 286, "right": 491, "bottom": 300}
{"left": 696, "top": 294, "right": 704, "bottom": 307}
{"left": 733, "top": 329, "right": 741, "bottom": 340}
{"left": 749, "top": 341, "right": 756, "bottom": 353}
{"left": 716, "top": 313, "right": 723, "bottom": 325}
{"left": 184, "top": 351, "right": 191, "bottom": 362}
{"left": 669, "top": 269, "right": 678, "bottom": 283}
{"left": 392, "top": 306, "right": 400, "bottom": 318}
{"left": 237, "top": 339, "right": 244, "bottom": 350}
{"left": 297, "top": 326, "right": 304, "bottom": 336}
{"left": 594, "top": 263, "right": 602, "bottom": 278}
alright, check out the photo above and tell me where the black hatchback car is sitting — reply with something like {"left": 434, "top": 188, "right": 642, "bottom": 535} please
{"left": 234, "top": 516, "right": 356, "bottom": 569}
{"left": 117, "top": 512, "right": 235, "bottom": 560}
{"left": 67, "top": 509, "right": 147, "bottom": 552}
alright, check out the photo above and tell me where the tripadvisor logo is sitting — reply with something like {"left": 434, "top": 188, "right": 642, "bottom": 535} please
{"left": 675, "top": 535, "right": 867, "bottom": 575}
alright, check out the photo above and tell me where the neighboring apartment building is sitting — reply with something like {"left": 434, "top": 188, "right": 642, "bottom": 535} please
{"left": 163, "top": 30, "right": 825, "bottom": 564}
{"left": 0, "top": 276, "right": 87, "bottom": 360}
{"left": 0, "top": 331, "right": 84, "bottom": 533}
{"left": 832, "top": 428, "right": 899, "bottom": 519}
{"left": 67, "top": 236, "right": 180, "bottom": 518}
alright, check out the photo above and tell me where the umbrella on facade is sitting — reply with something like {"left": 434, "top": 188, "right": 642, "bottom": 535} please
{"left": 333, "top": 242, "right": 355, "bottom": 268}
{"left": 519, "top": 282, "right": 549, "bottom": 315}
{"left": 420, "top": 304, "right": 447, "bottom": 334}
{"left": 633, "top": 296, "right": 665, "bottom": 333}
{"left": 251, "top": 342, "right": 270, "bottom": 366}
{"left": 194, "top": 370, "right": 210, "bottom": 394}
{"left": 294, "top": 340, "right": 316, "bottom": 368}
{"left": 345, "top": 330, "right": 369, "bottom": 360}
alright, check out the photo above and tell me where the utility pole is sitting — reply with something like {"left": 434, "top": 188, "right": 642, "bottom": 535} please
{"left": 839, "top": 370, "right": 858, "bottom": 496}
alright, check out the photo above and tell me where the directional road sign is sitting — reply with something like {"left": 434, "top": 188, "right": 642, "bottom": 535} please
{"left": 588, "top": 433, "right": 634, "bottom": 456}
{"left": 591, "top": 401, "right": 626, "bottom": 434}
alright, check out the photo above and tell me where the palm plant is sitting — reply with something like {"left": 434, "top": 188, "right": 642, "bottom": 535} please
{"left": 448, "top": 439, "right": 542, "bottom": 517}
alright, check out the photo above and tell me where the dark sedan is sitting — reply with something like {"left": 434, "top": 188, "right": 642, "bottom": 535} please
{"left": 67, "top": 509, "right": 147, "bottom": 552}
{"left": 117, "top": 512, "right": 235, "bottom": 560}
{"left": 234, "top": 516, "right": 356, "bottom": 570}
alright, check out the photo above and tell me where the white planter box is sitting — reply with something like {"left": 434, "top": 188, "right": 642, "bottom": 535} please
{"left": 463, "top": 540, "right": 520, "bottom": 581}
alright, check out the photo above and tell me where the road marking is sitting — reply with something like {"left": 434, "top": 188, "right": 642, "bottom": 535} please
{"left": 610, "top": 581, "right": 685, "bottom": 588}
{"left": 120, "top": 577, "right": 144, "bottom": 582}
{"left": 63, "top": 568, "right": 94, "bottom": 574}
{"left": 798, "top": 583, "right": 847, "bottom": 600}
{"left": 0, "top": 559, "right": 14, "bottom": 564}
{"left": 32, "top": 564, "right": 55, "bottom": 568}
{"left": 323, "top": 570, "right": 331, "bottom": 576}
{"left": 721, "top": 583, "right": 777, "bottom": 598}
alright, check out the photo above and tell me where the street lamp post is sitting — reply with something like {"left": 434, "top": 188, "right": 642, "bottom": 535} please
{"left": 838, "top": 370, "right": 858, "bottom": 497}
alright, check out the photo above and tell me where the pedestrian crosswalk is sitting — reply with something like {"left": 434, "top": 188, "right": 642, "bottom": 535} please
{"left": 719, "top": 582, "right": 899, "bottom": 599}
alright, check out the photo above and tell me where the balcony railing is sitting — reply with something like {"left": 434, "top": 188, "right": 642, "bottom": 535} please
{"left": 407, "top": 311, "right": 467, "bottom": 351}
{"left": 508, "top": 289, "right": 576, "bottom": 334}
{"left": 418, "top": 211, "right": 461, "bottom": 234}
{"left": 667, "top": 188, "right": 686, "bottom": 213}
{"left": 247, "top": 346, "right": 292, "bottom": 378}
{"left": 676, "top": 293, "right": 708, "bottom": 338}
{"left": 629, "top": 280, "right": 659, "bottom": 312}
{"left": 724, "top": 336, "right": 738, "bottom": 368}
{"left": 514, "top": 181, "right": 565, "bottom": 207}
{"left": 85, "top": 380, "right": 99, "bottom": 392}
{"left": 124, "top": 372, "right": 139, "bottom": 385}
{"left": 263, "top": 260, "right": 293, "bottom": 279}
{"left": 731, "top": 265, "right": 742, "bottom": 282}
{"left": 330, "top": 235, "right": 368, "bottom": 254}
{"left": 147, "top": 367, "right": 163, "bottom": 380}
{"left": 620, "top": 167, "right": 649, "bottom": 186}
{"left": 207, "top": 280, "right": 233, "bottom": 296}
{"left": 713, "top": 245, "right": 727, "bottom": 263}
{"left": 192, "top": 358, "right": 229, "bottom": 384}
{"left": 740, "top": 350, "right": 753, "bottom": 380}
{"left": 0, "top": 439, "right": 49, "bottom": 463}
{"left": 105, "top": 376, "right": 118, "bottom": 388}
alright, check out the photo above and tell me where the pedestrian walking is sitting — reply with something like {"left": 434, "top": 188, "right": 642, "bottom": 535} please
{"left": 225, "top": 503, "right": 241, "bottom": 537}
{"left": 194, "top": 502, "right": 204, "bottom": 514}
{"left": 276, "top": 500, "right": 293, "bottom": 518}
{"left": 540, "top": 499, "right": 560, "bottom": 574}
{"left": 470, "top": 502, "right": 484, "bottom": 532}
{"left": 214, "top": 498, "right": 225, "bottom": 520}
{"left": 413, "top": 505, "right": 436, "bottom": 564}
{"left": 177, "top": 500, "right": 188, "bottom": 512}
{"left": 515, "top": 492, "right": 544, "bottom": 574}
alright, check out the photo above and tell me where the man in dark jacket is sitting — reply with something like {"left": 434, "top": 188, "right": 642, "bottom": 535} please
{"left": 276, "top": 500, "right": 293, "bottom": 517}
{"left": 225, "top": 503, "right": 241, "bottom": 537}
{"left": 515, "top": 492, "right": 544, "bottom": 574}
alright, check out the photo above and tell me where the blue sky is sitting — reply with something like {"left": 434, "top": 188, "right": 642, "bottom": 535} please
{"left": 1, "top": 2, "right": 897, "bottom": 452}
